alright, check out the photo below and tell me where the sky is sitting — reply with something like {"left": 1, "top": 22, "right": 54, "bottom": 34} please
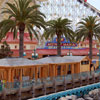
{"left": 88, "top": 0, "right": 100, "bottom": 10}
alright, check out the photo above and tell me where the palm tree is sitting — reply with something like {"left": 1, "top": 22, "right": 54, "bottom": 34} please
{"left": 43, "top": 18, "right": 73, "bottom": 56}
{"left": 0, "top": 0, "right": 46, "bottom": 57}
{"left": 76, "top": 16, "right": 100, "bottom": 60}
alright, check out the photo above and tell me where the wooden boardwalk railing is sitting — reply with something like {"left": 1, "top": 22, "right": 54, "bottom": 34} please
{"left": 0, "top": 70, "right": 100, "bottom": 100}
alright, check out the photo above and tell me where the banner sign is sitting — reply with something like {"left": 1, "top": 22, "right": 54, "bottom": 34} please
{"left": 43, "top": 37, "right": 78, "bottom": 49}
{"left": 46, "top": 43, "right": 77, "bottom": 46}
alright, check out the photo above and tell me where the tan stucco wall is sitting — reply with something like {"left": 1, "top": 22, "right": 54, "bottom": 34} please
{"left": 0, "top": 43, "right": 37, "bottom": 50}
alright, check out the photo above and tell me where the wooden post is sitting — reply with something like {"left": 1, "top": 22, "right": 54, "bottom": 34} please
{"left": 63, "top": 65, "right": 65, "bottom": 75}
{"left": 55, "top": 65, "right": 58, "bottom": 77}
{"left": 15, "top": 69, "right": 16, "bottom": 78}
{"left": 30, "top": 68, "right": 32, "bottom": 80}
{"left": 41, "top": 67, "right": 43, "bottom": 79}
{"left": 61, "top": 65, "right": 63, "bottom": 76}
{"left": 35, "top": 67, "right": 38, "bottom": 80}
{"left": 63, "top": 65, "right": 65, "bottom": 76}
{"left": 45, "top": 65, "right": 48, "bottom": 78}
{"left": 47, "top": 64, "right": 50, "bottom": 77}
{"left": 43, "top": 67, "right": 45, "bottom": 78}
{"left": 16, "top": 69, "right": 18, "bottom": 78}
{"left": 46, "top": 66, "right": 48, "bottom": 78}
{"left": 33, "top": 67, "right": 35, "bottom": 79}
{"left": 47, "top": 65, "right": 49, "bottom": 77}
{"left": 8, "top": 69, "right": 11, "bottom": 82}
{"left": 44, "top": 66, "right": 47, "bottom": 78}
{"left": 3, "top": 70, "right": 7, "bottom": 82}
{"left": 20, "top": 69, "right": 22, "bottom": 82}
{"left": 49, "top": 64, "right": 52, "bottom": 79}
{"left": 49, "top": 64, "right": 52, "bottom": 78}
{"left": 42, "top": 66, "right": 45, "bottom": 79}
{"left": 11, "top": 69, "right": 14, "bottom": 82}
{"left": 77, "top": 63, "right": 80, "bottom": 73}
{"left": 31, "top": 67, "right": 35, "bottom": 80}
{"left": 71, "top": 64, "right": 74, "bottom": 74}
{"left": 46, "top": 65, "right": 49, "bottom": 77}
{"left": 39, "top": 67, "right": 41, "bottom": 79}
{"left": 53, "top": 65, "right": 56, "bottom": 77}
{"left": 65, "top": 64, "right": 68, "bottom": 75}
{"left": 63, "top": 65, "right": 66, "bottom": 76}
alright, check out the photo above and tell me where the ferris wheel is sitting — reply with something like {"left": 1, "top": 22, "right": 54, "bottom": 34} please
{"left": 36, "top": 0, "right": 99, "bottom": 30}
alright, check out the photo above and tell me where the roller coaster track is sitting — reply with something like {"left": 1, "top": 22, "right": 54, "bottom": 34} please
{"left": 77, "top": 0, "right": 100, "bottom": 16}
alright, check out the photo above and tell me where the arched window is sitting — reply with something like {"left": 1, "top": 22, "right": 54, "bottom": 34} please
{"left": 24, "top": 46, "right": 26, "bottom": 49}
{"left": 15, "top": 45, "right": 17, "bottom": 49}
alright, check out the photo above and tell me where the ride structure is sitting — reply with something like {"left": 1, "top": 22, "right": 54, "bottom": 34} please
{"left": 35, "top": 0, "right": 100, "bottom": 47}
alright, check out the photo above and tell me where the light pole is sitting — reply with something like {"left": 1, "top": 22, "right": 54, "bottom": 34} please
{"left": 23, "top": 52, "right": 26, "bottom": 57}
{"left": 69, "top": 49, "right": 70, "bottom": 56}
{"left": 88, "top": 52, "right": 90, "bottom": 56}
{"left": 32, "top": 49, "right": 38, "bottom": 59}
{"left": 97, "top": 49, "right": 100, "bottom": 69}
{"left": 67, "top": 49, "right": 72, "bottom": 56}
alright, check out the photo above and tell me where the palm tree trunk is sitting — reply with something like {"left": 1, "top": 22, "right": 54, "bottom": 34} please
{"left": 57, "top": 34, "right": 61, "bottom": 56}
{"left": 89, "top": 35, "right": 92, "bottom": 60}
{"left": 19, "top": 24, "right": 25, "bottom": 57}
